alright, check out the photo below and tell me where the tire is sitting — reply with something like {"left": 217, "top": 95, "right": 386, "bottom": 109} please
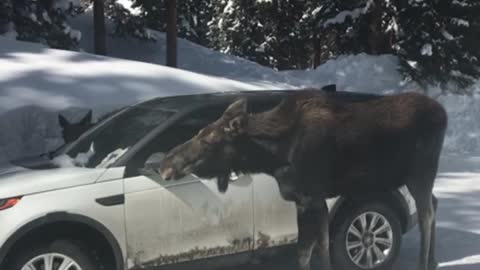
{"left": 331, "top": 202, "right": 402, "bottom": 270}
{"left": 6, "top": 239, "right": 98, "bottom": 270}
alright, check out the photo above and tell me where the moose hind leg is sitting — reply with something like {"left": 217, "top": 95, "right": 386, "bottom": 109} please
{"left": 408, "top": 184, "right": 436, "bottom": 270}
{"left": 295, "top": 200, "right": 332, "bottom": 270}
{"left": 428, "top": 195, "right": 439, "bottom": 270}
{"left": 314, "top": 199, "right": 332, "bottom": 270}
{"left": 408, "top": 136, "right": 441, "bottom": 270}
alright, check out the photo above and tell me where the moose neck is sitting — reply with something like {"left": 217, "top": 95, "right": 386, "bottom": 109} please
{"left": 231, "top": 135, "right": 288, "bottom": 176}
{"left": 245, "top": 100, "right": 297, "bottom": 138}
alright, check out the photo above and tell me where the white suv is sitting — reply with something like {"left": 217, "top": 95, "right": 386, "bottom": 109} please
{"left": 0, "top": 90, "right": 417, "bottom": 270}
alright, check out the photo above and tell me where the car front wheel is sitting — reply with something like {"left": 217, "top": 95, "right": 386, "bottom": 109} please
{"left": 7, "top": 239, "right": 97, "bottom": 270}
{"left": 331, "top": 202, "right": 402, "bottom": 270}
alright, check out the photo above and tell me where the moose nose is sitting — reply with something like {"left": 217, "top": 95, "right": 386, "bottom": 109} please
{"left": 161, "top": 167, "right": 174, "bottom": 181}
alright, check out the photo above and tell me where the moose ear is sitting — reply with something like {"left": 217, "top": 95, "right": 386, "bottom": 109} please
{"left": 80, "top": 110, "right": 93, "bottom": 125}
{"left": 224, "top": 116, "right": 246, "bottom": 135}
{"left": 224, "top": 98, "right": 247, "bottom": 118}
{"left": 58, "top": 114, "right": 69, "bottom": 128}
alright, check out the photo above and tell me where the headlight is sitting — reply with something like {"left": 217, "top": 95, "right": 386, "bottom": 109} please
{"left": 0, "top": 197, "right": 22, "bottom": 211}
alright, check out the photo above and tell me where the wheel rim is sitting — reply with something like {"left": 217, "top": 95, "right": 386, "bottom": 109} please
{"left": 345, "top": 211, "right": 394, "bottom": 269}
{"left": 21, "top": 253, "right": 82, "bottom": 270}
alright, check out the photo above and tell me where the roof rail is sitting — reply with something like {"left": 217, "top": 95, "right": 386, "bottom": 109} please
{"left": 321, "top": 84, "right": 336, "bottom": 92}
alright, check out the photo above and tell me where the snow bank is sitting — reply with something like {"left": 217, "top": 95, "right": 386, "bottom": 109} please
{"left": 70, "top": 11, "right": 410, "bottom": 94}
{"left": 0, "top": 37, "right": 264, "bottom": 162}
{"left": 0, "top": 37, "right": 262, "bottom": 115}
{"left": 69, "top": 12, "right": 298, "bottom": 89}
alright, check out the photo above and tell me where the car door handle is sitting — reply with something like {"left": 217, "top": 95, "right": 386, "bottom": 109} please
{"left": 95, "top": 194, "right": 125, "bottom": 206}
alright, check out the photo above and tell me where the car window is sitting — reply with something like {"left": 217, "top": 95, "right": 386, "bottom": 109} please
{"left": 124, "top": 98, "right": 282, "bottom": 178}
{"left": 124, "top": 105, "right": 228, "bottom": 178}
{"left": 57, "top": 106, "right": 176, "bottom": 168}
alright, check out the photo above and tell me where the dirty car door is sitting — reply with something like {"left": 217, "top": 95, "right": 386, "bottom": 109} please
{"left": 123, "top": 107, "right": 255, "bottom": 269}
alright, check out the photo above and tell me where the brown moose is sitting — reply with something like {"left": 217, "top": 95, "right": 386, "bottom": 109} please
{"left": 159, "top": 89, "right": 447, "bottom": 270}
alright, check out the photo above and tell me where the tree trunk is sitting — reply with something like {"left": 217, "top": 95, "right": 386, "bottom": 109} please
{"left": 93, "top": 0, "right": 107, "bottom": 55}
{"left": 166, "top": 0, "right": 177, "bottom": 67}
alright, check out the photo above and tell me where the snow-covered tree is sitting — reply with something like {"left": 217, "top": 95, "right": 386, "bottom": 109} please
{"left": 208, "top": 0, "right": 378, "bottom": 69}
{"left": 208, "top": 0, "right": 267, "bottom": 65}
{"left": 393, "top": 0, "right": 480, "bottom": 91}
{"left": 297, "top": 0, "right": 480, "bottom": 90}
{"left": 124, "top": 0, "right": 212, "bottom": 45}
{"left": 105, "top": 0, "right": 153, "bottom": 41}
{"left": 208, "top": 0, "right": 314, "bottom": 69}
{"left": 0, "top": 0, "right": 84, "bottom": 50}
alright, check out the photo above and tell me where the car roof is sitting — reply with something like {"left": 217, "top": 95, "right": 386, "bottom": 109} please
{"left": 133, "top": 89, "right": 297, "bottom": 111}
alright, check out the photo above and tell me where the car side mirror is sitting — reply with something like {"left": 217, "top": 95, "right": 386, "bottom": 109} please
{"left": 138, "top": 152, "right": 166, "bottom": 183}
{"left": 144, "top": 152, "right": 166, "bottom": 170}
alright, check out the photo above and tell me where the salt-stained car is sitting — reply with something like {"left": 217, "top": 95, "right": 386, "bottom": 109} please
{"left": 0, "top": 90, "right": 417, "bottom": 270}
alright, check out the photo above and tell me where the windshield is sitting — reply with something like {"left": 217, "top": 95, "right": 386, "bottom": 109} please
{"left": 55, "top": 106, "right": 176, "bottom": 168}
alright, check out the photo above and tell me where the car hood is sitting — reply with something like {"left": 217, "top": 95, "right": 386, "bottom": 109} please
{"left": 0, "top": 163, "right": 106, "bottom": 198}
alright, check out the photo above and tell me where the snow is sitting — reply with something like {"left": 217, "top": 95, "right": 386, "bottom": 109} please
{"left": 451, "top": 18, "right": 470, "bottom": 27}
{"left": 421, "top": 43, "right": 433, "bottom": 56}
{"left": 0, "top": 37, "right": 264, "bottom": 162}
{"left": 116, "top": 0, "right": 142, "bottom": 16}
{"left": 69, "top": 29, "right": 82, "bottom": 41}
{"left": 407, "top": 60, "right": 418, "bottom": 69}
{"left": 42, "top": 11, "right": 52, "bottom": 24}
{"left": 452, "top": 0, "right": 469, "bottom": 7}
{"left": 311, "top": 6, "right": 323, "bottom": 16}
{"left": 322, "top": 0, "right": 373, "bottom": 27}
{"left": 386, "top": 17, "right": 399, "bottom": 34}
{"left": 442, "top": 29, "right": 455, "bottom": 41}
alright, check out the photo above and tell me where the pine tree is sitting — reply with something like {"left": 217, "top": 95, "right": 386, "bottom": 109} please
{"left": 0, "top": 1, "right": 15, "bottom": 37}
{"left": 208, "top": 0, "right": 267, "bottom": 65}
{"left": 105, "top": 0, "right": 153, "bottom": 41}
{"left": 393, "top": 0, "right": 480, "bottom": 91}
{"left": 0, "top": 0, "right": 83, "bottom": 50}
{"left": 121, "top": 0, "right": 212, "bottom": 45}
{"left": 94, "top": 0, "right": 107, "bottom": 54}
{"left": 300, "top": 0, "right": 480, "bottom": 91}
{"left": 208, "top": 0, "right": 313, "bottom": 70}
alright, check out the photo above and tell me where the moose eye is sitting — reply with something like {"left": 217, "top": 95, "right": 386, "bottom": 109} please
{"left": 203, "top": 131, "right": 219, "bottom": 144}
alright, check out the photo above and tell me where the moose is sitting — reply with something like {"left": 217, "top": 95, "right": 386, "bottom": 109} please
{"left": 158, "top": 89, "right": 447, "bottom": 270}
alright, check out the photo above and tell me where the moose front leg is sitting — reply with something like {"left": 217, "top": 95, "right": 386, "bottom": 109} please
{"left": 296, "top": 199, "right": 332, "bottom": 270}
{"left": 274, "top": 166, "right": 299, "bottom": 202}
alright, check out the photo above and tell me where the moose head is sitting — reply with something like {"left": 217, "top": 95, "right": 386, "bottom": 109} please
{"left": 58, "top": 110, "right": 94, "bottom": 144}
{"left": 159, "top": 99, "right": 254, "bottom": 192}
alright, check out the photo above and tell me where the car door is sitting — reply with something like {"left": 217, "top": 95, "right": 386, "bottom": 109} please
{"left": 122, "top": 106, "right": 255, "bottom": 269}
{"left": 252, "top": 173, "right": 298, "bottom": 249}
